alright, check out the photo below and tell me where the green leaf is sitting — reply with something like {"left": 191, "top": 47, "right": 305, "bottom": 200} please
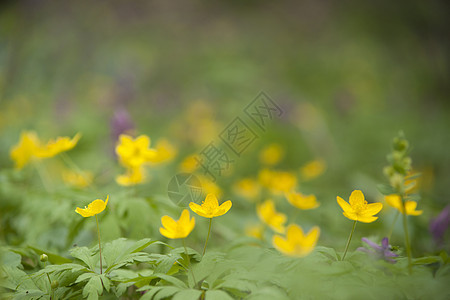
{"left": 28, "top": 246, "right": 72, "bottom": 264}
{"left": 70, "top": 247, "right": 96, "bottom": 271}
{"left": 153, "top": 286, "right": 180, "bottom": 300}
{"left": 0, "top": 249, "right": 22, "bottom": 268}
{"left": 172, "top": 289, "right": 203, "bottom": 300}
{"left": 82, "top": 274, "right": 103, "bottom": 300}
{"left": 153, "top": 254, "right": 182, "bottom": 274}
{"left": 154, "top": 273, "right": 188, "bottom": 289}
{"left": 413, "top": 256, "right": 441, "bottom": 265}
{"left": 103, "top": 238, "right": 156, "bottom": 273}
{"left": 377, "top": 184, "right": 396, "bottom": 195}
{"left": 205, "top": 290, "right": 234, "bottom": 300}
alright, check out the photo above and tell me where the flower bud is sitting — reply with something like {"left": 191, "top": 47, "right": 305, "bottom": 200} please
{"left": 51, "top": 280, "right": 59, "bottom": 289}
{"left": 40, "top": 254, "right": 48, "bottom": 262}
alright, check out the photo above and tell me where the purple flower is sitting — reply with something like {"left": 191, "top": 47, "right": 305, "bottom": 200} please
{"left": 110, "top": 108, "right": 135, "bottom": 143}
{"left": 430, "top": 205, "right": 450, "bottom": 247}
{"left": 357, "top": 237, "right": 398, "bottom": 263}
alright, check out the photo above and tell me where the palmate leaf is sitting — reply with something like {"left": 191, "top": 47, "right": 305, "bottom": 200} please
{"left": 76, "top": 272, "right": 111, "bottom": 300}
{"left": 70, "top": 247, "right": 97, "bottom": 271}
{"left": 103, "top": 238, "right": 156, "bottom": 273}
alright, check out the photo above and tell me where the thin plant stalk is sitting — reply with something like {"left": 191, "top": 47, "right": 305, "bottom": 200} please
{"left": 33, "top": 161, "right": 52, "bottom": 192}
{"left": 401, "top": 195, "right": 413, "bottom": 274}
{"left": 44, "top": 266, "right": 55, "bottom": 299}
{"left": 388, "top": 210, "right": 400, "bottom": 239}
{"left": 202, "top": 218, "right": 213, "bottom": 256}
{"left": 95, "top": 215, "right": 103, "bottom": 274}
{"left": 182, "top": 239, "right": 197, "bottom": 287}
{"left": 341, "top": 220, "right": 357, "bottom": 261}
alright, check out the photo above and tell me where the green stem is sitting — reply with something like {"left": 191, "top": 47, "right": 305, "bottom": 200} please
{"left": 388, "top": 210, "right": 400, "bottom": 239}
{"left": 33, "top": 161, "right": 52, "bottom": 192}
{"left": 401, "top": 195, "right": 413, "bottom": 274}
{"left": 183, "top": 239, "right": 197, "bottom": 288}
{"left": 45, "top": 272, "right": 55, "bottom": 299}
{"left": 95, "top": 215, "right": 103, "bottom": 274}
{"left": 341, "top": 220, "right": 357, "bottom": 261}
{"left": 202, "top": 218, "right": 212, "bottom": 256}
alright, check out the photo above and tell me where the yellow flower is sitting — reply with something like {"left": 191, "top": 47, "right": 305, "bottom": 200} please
{"left": 116, "top": 166, "right": 145, "bottom": 186}
{"left": 62, "top": 169, "right": 93, "bottom": 188}
{"left": 38, "top": 133, "right": 81, "bottom": 158}
{"left": 189, "top": 193, "right": 232, "bottom": 218}
{"left": 245, "top": 223, "right": 264, "bottom": 240}
{"left": 286, "top": 191, "right": 320, "bottom": 210}
{"left": 115, "top": 134, "right": 157, "bottom": 168}
{"left": 179, "top": 154, "right": 199, "bottom": 173}
{"left": 337, "top": 190, "right": 383, "bottom": 223}
{"left": 198, "top": 175, "right": 223, "bottom": 198}
{"left": 233, "top": 178, "right": 261, "bottom": 201}
{"left": 160, "top": 209, "right": 195, "bottom": 239}
{"left": 259, "top": 143, "right": 284, "bottom": 166}
{"left": 151, "top": 139, "right": 177, "bottom": 164}
{"left": 10, "top": 131, "right": 44, "bottom": 169}
{"left": 385, "top": 194, "right": 423, "bottom": 216}
{"left": 258, "top": 169, "right": 297, "bottom": 194}
{"left": 257, "top": 199, "right": 287, "bottom": 233}
{"left": 75, "top": 196, "right": 109, "bottom": 217}
{"left": 273, "top": 224, "right": 320, "bottom": 257}
{"left": 300, "top": 159, "right": 326, "bottom": 181}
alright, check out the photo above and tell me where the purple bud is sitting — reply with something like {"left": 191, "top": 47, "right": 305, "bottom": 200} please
{"left": 358, "top": 237, "right": 398, "bottom": 264}
{"left": 110, "top": 108, "right": 135, "bottom": 143}
{"left": 430, "top": 205, "right": 450, "bottom": 247}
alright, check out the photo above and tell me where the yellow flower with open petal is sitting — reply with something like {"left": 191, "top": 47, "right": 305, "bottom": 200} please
{"left": 337, "top": 190, "right": 383, "bottom": 223}
{"left": 385, "top": 194, "right": 423, "bottom": 216}
{"left": 257, "top": 199, "right": 287, "bottom": 233}
{"left": 273, "top": 224, "right": 320, "bottom": 257}
{"left": 115, "top": 134, "right": 157, "bottom": 168}
{"left": 160, "top": 209, "right": 195, "bottom": 239}
{"left": 189, "top": 193, "right": 232, "bottom": 218}
{"left": 150, "top": 139, "right": 177, "bottom": 164}
{"left": 233, "top": 178, "right": 261, "bottom": 201}
{"left": 62, "top": 169, "right": 93, "bottom": 188}
{"left": 286, "top": 191, "right": 320, "bottom": 210}
{"left": 75, "top": 196, "right": 109, "bottom": 217}
{"left": 259, "top": 143, "right": 284, "bottom": 166}
{"left": 10, "top": 131, "right": 44, "bottom": 169}
{"left": 38, "top": 133, "right": 81, "bottom": 158}
{"left": 300, "top": 159, "right": 326, "bottom": 181}
{"left": 258, "top": 169, "right": 297, "bottom": 194}
{"left": 116, "top": 166, "right": 145, "bottom": 186}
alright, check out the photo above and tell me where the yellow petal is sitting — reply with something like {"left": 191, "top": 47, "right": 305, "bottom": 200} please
{"left": 343, "top": 211, "right": 358, "bottom": 221}
{"left": 364, "top": 202, "right": 383, "bottom": 216}
{"left": 189, "top": 202, "right": 210, "bottom": 218}
{"left": 75, "top": 207, "right": 94, "bottom": 217}
{"left": 357, "top": 215, "right": 378, "bottom": 223}
{"left": 160, "top": 227, "right": 176, "bottom": 239}
{"left": 214, "top": 200, "right": 232, "bottom": 217}
{"left": 161, "top": 215, "right": 177, "bottom": 231}
{"left": 405, "top": 201, "right": 423, "bottom": 216}
{"left": 349, "top": 190, "right": 365, "bottom": 207}
{"left": 337, "top": 196, "right": 352, "bottom": 213}
{"left": 286, "top": 224, "right": 305, "bottom": 243}
{"left": 87, "top": 199, "right": 108, "bottom": 215}
{"left": 303, "top": 226, "right": 320, "bottom": 248}
{"left": 205, "top": 194, "right": 219, "bottom": 208}
{"left": 136, "top": 135, "right": 151, "bottom": 148}
{"left": 272, "top": 235, "right": 294, "bottom": 255}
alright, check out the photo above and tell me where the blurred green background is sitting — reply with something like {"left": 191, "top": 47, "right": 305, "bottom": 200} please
{"left": 0, "top": 0, "right": 449, "bottom": 255}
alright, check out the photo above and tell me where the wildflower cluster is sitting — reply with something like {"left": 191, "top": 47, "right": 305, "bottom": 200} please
{"left": 10, "top": 131, "right": 80, "bottom": 169}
